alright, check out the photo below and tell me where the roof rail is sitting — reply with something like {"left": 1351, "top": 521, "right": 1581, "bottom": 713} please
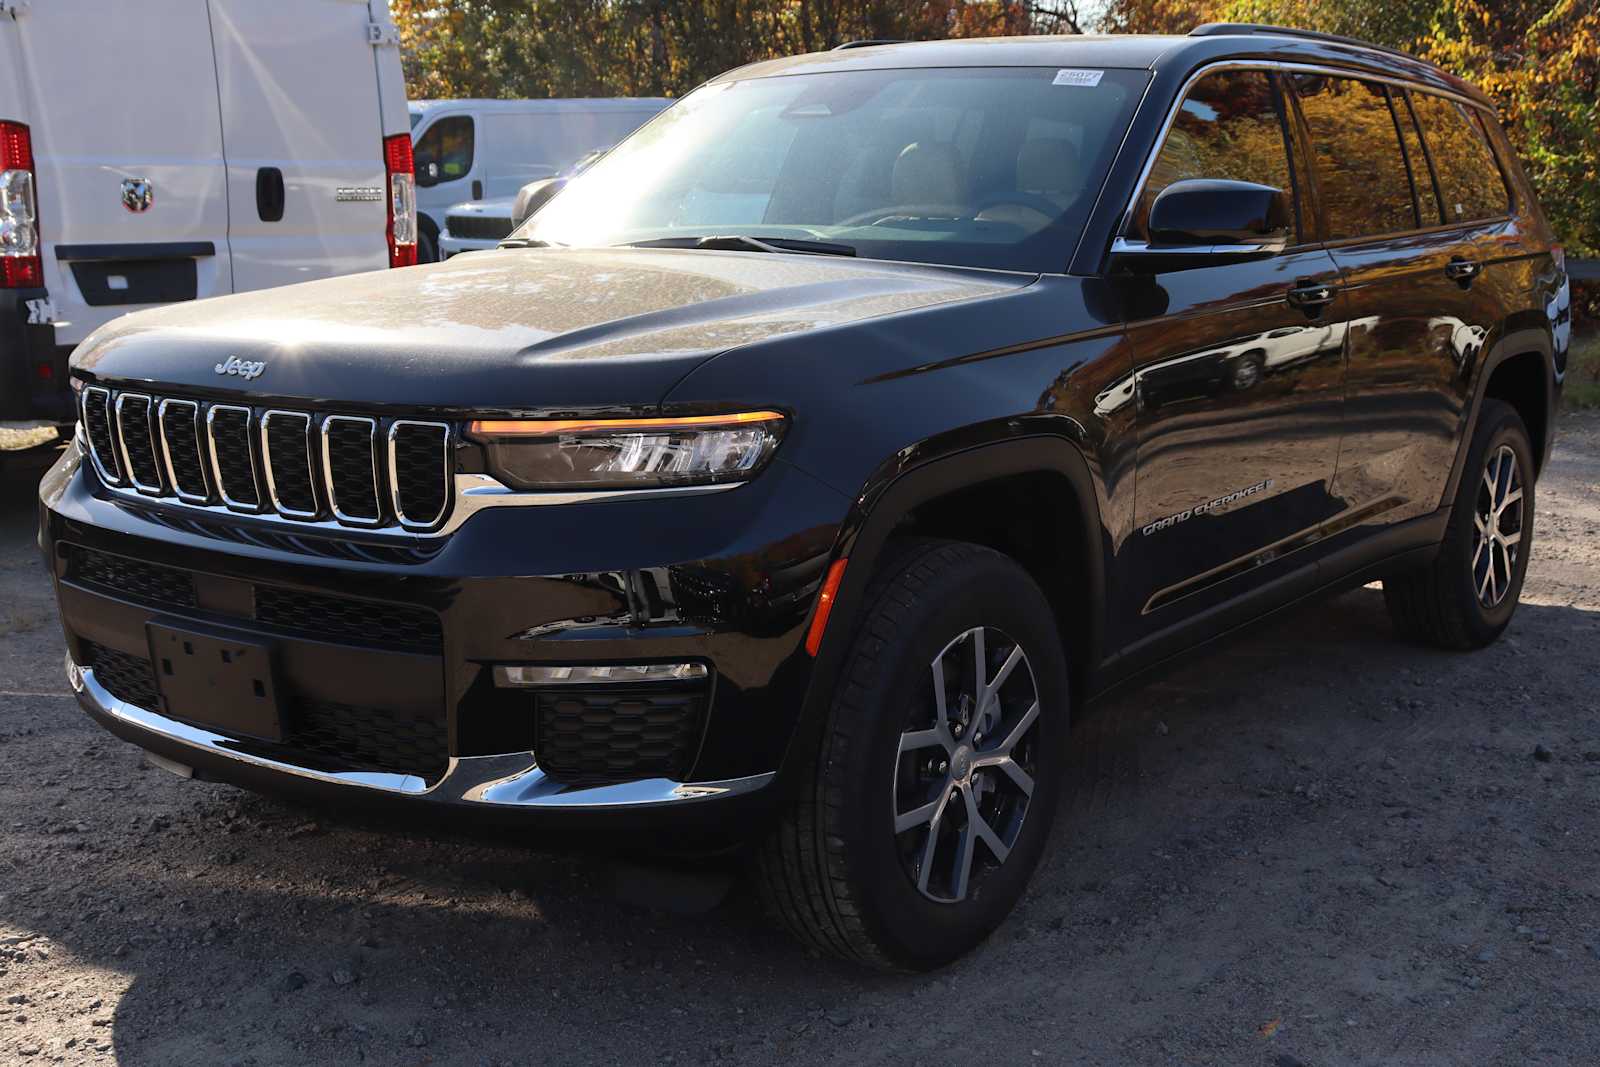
{"left": 833, "top": 39, "right": 901, "bottom": 50}
{"left": 1188, "top": 22, "right": 1421, "bottom": 64}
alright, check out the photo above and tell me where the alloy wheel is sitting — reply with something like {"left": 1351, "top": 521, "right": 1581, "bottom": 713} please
{"left": 893, "top": 626, "right": 1041, "bottom": 904}
{"left": 1472, "top": 443, "right": 1523, "bottom": 608}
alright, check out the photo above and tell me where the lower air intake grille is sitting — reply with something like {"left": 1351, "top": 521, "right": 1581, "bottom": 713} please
{"left": 390, "top": 422, "right": 450, "bottom": 528}
{"left": 79, "top": 642, "right": 448, "bottom": 781}
{"left": 253, "top": 585, "right": 442, "bottom": 651}
{"left": 84, "top": 642, "right": 162, "bottom": 710}
{"left": 534, "top": 688, "right": 705, "bottom": 783}
{"left": 66, "top": 546, "right": 197, "bottom": 609}
{"left": 288, "top": 700, "right": 449, "bottom": 780}
{"left": 82, "top": 387, "right": 120, "bottom": 482}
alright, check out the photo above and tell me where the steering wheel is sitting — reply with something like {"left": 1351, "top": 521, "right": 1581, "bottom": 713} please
{"left": 972, "top": 191, "right": 1069, "bottom": 225}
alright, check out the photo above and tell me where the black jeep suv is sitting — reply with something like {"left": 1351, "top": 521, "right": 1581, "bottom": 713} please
{"left": 39, "top": 25, "right": 1568, "bottom": 970}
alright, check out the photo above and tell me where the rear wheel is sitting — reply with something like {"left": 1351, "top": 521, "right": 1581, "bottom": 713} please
{"left": 756, "top": 539, "right": 1070, "bottom": 971}
{"left": 1383, "top": 399, "right": 1533, "bottom": 649}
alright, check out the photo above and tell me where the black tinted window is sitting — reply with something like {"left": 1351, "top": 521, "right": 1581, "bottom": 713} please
{"left": 1410, "top": 92, "right": 1510, "bottom": 223}
{"left": 1293, "top": 76, "right": 1416, "bottom": 240}
{"left": 414, "top": 116, "right": 474, "bottom": 188}
{"left": 1136, "top": 70, "right": 1296, "bottom": 240}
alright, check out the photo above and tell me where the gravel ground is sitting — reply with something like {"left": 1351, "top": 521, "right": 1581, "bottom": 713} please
{"left": 2, "top": 414, "right": 1599, "bottom": 1067}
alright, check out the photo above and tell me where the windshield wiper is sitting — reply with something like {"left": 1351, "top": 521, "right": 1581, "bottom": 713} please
{"left": 498, "top": 237, "right": 552, "bottom": 249}
{"left": 628, "top": 235, "right": 857, "bottom": 257}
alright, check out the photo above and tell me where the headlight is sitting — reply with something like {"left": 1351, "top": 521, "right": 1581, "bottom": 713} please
{"left": 466, "top": 411, "right": 786, "bottom": 490}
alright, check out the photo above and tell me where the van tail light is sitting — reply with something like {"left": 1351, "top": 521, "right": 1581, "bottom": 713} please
{"left": 382, "top": 133, "right": 417, "bottom": 268}
{"left": 0, "top": 121, "right": 42, "bottom": 289}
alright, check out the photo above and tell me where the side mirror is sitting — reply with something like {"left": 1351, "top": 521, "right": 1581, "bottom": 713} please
{"left": 1114, "top": 179, "right": 1292, "bottom": 271}
{"left": 511, "top": 177, "right": 567, "bottom": 230}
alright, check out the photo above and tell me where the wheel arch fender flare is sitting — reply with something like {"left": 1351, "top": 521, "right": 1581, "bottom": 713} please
{"left": 1443, "top": 322, "right": 1554, "bottom": 505}
{"left": 791, "top": 427, "right": 1111, "bottom": 776}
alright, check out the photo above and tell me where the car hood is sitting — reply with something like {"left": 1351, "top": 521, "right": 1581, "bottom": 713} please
{"left": 71, "top": 248, "right": 1031, "bottom": 412}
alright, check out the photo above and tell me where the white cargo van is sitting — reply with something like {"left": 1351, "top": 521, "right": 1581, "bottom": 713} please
{"left": 409, "top": 98, "right": 669, "bottom": 261}
{"left": 0, "top": 0, "right": 415, "bottom": 440}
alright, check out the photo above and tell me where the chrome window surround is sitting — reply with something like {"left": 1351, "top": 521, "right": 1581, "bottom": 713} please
{"left": 81, "top": 386, "right": 122, "bottom": 485}
{"left": 206, "top": 403, "right": 263, "bottom": 513}
{"left": 113, "top": 393, "right": 163, "bottom": 496}
{"left": 1111, "top": 59, "right": 1512, "bottom": 260}
{"left": 157, "top": 398, "right": 210, "bottom": 503}
{"left": 387, "top": 419, "right": 452, "bottom": 531}
{"left": 320, "top": 414, "right": 383, "bottom": 528}
{"left": 259, "top": 409, "right": 319, "bottom": 519}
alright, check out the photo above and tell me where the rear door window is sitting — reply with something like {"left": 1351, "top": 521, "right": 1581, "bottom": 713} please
{"left": 1291, "top": 75, "right": 1417, "bottom": 240}
{"left": 1394, "top": 92, "right": 1444, "bottom": 226}
{"left": 1409, "top": 92, "right": 1511, "bottom": 223}
{"left": 414, "top": 115, "right": 474, "bottom": 187}
{"left": 1135, "top": 69, "right": 1299, "bottom": 241}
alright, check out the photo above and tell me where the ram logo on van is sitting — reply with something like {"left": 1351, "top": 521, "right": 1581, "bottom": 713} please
{"left": 120, "top": 178, "right": 153, "bottom": 213}
{"left": 214, "top": 356, "right": 266, "bottom": 381}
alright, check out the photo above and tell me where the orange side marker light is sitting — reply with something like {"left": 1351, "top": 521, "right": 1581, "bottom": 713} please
{"left": 805, "top": 558, "right": 849, "bottom": 657}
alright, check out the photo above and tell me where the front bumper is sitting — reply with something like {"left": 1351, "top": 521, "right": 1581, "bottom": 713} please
{"left": 41, "top": 440, "right": 848, "bottom": 844}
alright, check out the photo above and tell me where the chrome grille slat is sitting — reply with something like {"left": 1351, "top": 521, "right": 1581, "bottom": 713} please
{"left": 82, "top": 386, "right": 122, "bottom": 484}
{"left": 114, "top": 393, "right": 163, "bottom": 494}
{"left": 388, "top": 420, "right": 451, "bottom": 531}
{"left": 81, "top": 386, "right": 454, "bottom": 534}
{"left": 261, "top": 410, "right": 318, "bottom": 519}
{"left": 206, "top": 404, "right": 262, "bottom": 511}
{"left": 322, "top": 415, "right": 382, "bottom": 526}
{"left": 157, "top": 399, "right": 209, "bottom": 503}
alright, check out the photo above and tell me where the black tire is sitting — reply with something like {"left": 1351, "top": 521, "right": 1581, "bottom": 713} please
{"left": 417, "top": 225, "right": 439, "bottom": 265}
{"left": 756, "top": 539, "right": 1070, "bottom": 971}
{"left": 1383, "top": 398, "right": 1534, "bottom": 649}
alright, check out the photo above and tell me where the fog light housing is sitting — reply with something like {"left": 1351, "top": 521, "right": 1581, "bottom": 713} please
{"left": 493, "top": 663, "right": 709, "bottom": 687}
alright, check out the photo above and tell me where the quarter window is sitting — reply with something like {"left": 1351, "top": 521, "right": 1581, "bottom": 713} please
{"left": 1134, "top": 70, "right": 1298, "bottom": 241}
{"left": 1292, "top": 76, "right": 1416, "bottom": 240}
{"left": 1409, "top": 92, "right": 1510, "bottom": 223}
{"left": 413, "top": 115, "right": 474, "bottom": 188}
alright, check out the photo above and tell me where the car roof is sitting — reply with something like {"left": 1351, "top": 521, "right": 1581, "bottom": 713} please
{"left": 708, "top": 30, "right": 1489, "bottom": 107}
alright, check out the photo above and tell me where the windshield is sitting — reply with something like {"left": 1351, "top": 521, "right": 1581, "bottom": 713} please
{"left": 520, "top": 66, "right": 1148, "bottom": 272}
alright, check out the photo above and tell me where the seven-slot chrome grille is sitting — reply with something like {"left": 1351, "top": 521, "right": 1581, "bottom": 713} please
{"left": 80, "top": 385, "right": 452, "bottom": 532}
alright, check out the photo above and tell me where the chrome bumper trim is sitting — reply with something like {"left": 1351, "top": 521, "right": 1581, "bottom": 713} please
{"left": 69, "top": 657, "right": 773, "bottom": 810}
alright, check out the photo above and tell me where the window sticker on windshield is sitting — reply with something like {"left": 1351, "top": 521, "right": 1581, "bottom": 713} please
{"left": 1052, "top": 69, "right": 1104, "bottom": 87}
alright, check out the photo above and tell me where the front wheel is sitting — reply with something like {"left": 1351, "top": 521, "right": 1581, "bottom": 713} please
{"left": 1383, "top": 398, "right": 1534, "bottom": 648}
{"left": 756, "top": 539, "right": 1070, "bottom": 971}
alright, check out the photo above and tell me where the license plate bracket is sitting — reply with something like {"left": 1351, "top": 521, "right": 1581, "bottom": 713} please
{"left": 146, "top": 620, "right": 284, "bottom": 742}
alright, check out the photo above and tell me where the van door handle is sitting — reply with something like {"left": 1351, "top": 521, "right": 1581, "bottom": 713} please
{"left": 1285, "top": 279, "right": 1337, "bottom": 316}
{"left": 255, "top": 167, "right": 285, "bottom": 223}
{"left": 471, "top": 179, "right": 483, "bottom": 200}
{"left": 1445, "top": 257, "right": 1482, "bottom": 286}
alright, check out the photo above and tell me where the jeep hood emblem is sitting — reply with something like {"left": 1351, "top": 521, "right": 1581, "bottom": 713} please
{"left": 215, "top": 356, "right": 266, "bottom": 381}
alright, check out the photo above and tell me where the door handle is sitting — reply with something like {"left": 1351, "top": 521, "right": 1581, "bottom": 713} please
{"left": 255, "top": 167, "right": 285, "bottom": 223}
{"left": 1285, "top": 279, "right": 1337, "bottom": 316}
{"left": 1445, "top": 257, "right": 1482, "bottom": 286}
{"left": 471, "top": 179, "right": 483, "bottom": 200}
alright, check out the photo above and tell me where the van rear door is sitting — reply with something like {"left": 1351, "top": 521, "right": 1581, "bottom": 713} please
{"left": 207, "top": 0, "right": 391, "bottom": 291}
{"left": 4, "top": 0, "right": 232, "bottom": 346}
